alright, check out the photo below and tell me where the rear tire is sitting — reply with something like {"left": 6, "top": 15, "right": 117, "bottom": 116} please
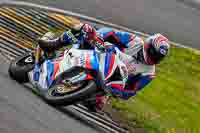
{"left": 8, "top": 53, "right": 34, "bottom": 83}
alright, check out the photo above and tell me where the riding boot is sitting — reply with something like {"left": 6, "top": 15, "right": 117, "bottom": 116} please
{"left": 82, "top": 94, "right": 109, "bottom": 112}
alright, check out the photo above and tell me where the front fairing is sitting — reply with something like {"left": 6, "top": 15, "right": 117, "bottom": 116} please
{"left": 102, "top": 48, "right": 128, "bottom": 88}
{"left": 59, "top": 48, "right": 99, "bottom": 71}
{"left": 29, "top": 48, "right": 100, "bottom": 90}
{"left": 29, "top": 46, "right": 129, "bottom": 93}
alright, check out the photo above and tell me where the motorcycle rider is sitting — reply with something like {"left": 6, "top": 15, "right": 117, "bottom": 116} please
{"left": 35, "top": 23, "right": 170, "bottom": 111}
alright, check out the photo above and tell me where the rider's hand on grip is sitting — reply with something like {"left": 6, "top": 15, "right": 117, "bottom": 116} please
{"left": 95, "top": 44, "right": 105, "bottom": 52}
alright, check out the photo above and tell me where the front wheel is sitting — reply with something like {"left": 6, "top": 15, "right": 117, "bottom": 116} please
{"left": 43, "top": 67, "right": 98, "bottom": 106}
{"left": 8, "top": 53, "right": 35, "bottom": 83}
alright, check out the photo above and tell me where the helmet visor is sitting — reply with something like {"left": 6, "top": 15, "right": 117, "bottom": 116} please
{"left": 144, "top": 43, "right": 165, "bottom": 65}
{"left": 148, "top": 46, "right": 165, "bottom": 64}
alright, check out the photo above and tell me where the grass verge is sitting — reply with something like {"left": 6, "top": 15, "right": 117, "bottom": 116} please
{"left": 110, "top": 46, "right": 200, "bottom": 133}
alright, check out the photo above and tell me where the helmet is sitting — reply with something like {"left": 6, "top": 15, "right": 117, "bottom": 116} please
{"left": 81, "top": 23, "right": 97, "bottom": 44}
{"left": 143, "top": 33, "right": 170, "bottom": 65}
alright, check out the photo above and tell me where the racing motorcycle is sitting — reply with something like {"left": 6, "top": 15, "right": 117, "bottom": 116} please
{"left": 8, "top": 39, "right": 128, "bottom": 106}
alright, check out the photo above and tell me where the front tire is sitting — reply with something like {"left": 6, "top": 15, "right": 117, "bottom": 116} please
{"left": 43, "top": 67, "right": 97, "bottom": 106}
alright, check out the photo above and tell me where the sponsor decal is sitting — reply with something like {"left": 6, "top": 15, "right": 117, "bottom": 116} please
{"left": 79, "top": 53, "right": 85, "bottom": 66}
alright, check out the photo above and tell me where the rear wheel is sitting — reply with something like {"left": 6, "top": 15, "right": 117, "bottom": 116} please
{"left": 43, "top": 67, "right": 97, "bottom": 106}
{"left": 8, "top": 53, "right": 35, "bottom": 83}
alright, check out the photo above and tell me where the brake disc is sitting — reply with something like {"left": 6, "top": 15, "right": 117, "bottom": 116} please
{"left": 56, "top": 83, "right": 82, "bottom": 94}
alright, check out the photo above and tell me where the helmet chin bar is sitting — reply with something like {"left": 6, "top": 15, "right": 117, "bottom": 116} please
{"left": 136, "top": 49, "right": 146, "bottom": 64}
{"left": 146, "top": 52, "right": 165, "bottom": 65}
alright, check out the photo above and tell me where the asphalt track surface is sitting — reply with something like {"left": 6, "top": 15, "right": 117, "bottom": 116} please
{"left": 18, "top": 0, "right": 200, "bottom": 49}
{"left": 0, "top": 55, "right": 105, "bottom": 133}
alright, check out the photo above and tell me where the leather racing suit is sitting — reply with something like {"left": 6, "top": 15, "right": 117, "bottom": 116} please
{"left": 96, "top": 27, "right": 155, "bottom": 99}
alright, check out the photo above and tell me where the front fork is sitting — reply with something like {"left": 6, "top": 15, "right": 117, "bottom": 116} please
{"left": 35, "top": 45, "right": 42, "bottom": 64}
